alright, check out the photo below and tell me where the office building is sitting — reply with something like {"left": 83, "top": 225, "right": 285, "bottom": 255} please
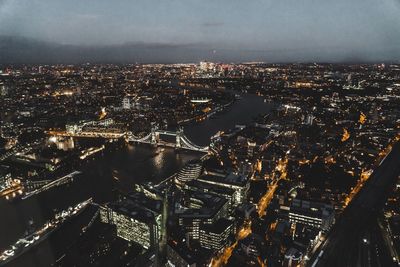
{"left": 176, "top": 160, "right": 203, "bottom": 183}
{"left": 100, "top": 192, "right": 162, "bottom": 250}
{"left": 199, "top": 218, "right": 233, "bottom": 251}
{"left": 122, "top": 97, "right": 131, "bottom": 109}
{"left": 184, "top": 179, "right": 236, "bottom": 212}
{"left": 0, "top": 166, "right": 12, "bottom": 190}
{"left": 197, "top": 172, "right": 250, "bottom": 207}
{"left": 288, "top": 199, "right": 335, "bottom": 231}
{"left": 177, "top": 192, "right": 229, "bottom": 243}
{"left": 167, "top": 241, "right": 197, "bottom": 267}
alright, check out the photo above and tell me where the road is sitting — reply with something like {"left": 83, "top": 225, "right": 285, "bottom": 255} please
{"left": 309, "top": 142, "right": 400, "bottom": 267}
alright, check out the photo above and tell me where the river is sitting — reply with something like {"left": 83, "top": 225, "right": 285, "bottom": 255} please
{"left": 0, "top": 93, "right": 272, "bottom": 266}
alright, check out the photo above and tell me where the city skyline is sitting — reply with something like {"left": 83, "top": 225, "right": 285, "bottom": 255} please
{"left": 1, "top": 1, "right": 400, "bottom": 266}
{"left": 1, "top": 0, "right": 400, "bottom": 63}
{"left": 1, "top": 62, "right": 400, "bottom": 266}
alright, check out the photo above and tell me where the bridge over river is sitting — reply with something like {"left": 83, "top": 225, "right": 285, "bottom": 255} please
{"left": 47, "top": 126, "right": 209, "bottom": 153}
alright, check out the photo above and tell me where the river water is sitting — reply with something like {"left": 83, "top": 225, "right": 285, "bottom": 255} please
{"left": 0, "top": 93, "right": 272, "bottom": 266}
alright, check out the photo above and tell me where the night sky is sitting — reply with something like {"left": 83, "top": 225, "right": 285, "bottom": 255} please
{"left": 1, "top": 0, "right": 400, "bottom": 62}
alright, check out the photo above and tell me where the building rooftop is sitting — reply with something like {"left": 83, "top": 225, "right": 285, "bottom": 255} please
{"left": 201, "top": 218, "right": 233, "bottom": 234}
{"left": 290, "top": 198, "right": 334, "bottom": 219}
{"left": 108, "top": 192, "right": 162, "bottom": 224}
{"left": 0, "top": 165, "right": 10, "bottom": 176}
{"left": 179, "top": 191, "right": 227, "bottom": 219}
{"left": 184, "top": 179, "right": 236, "bottom": 196}
{"left": 198, "top": 172, "right": 248, "bottom": 187}
{"left": 167, "top": 241, "right": 197, "bottom": 265}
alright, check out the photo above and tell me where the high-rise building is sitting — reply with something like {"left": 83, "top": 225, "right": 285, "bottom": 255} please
{"left": 197, "top": 172, "right": 250, "bottom": 207}
{"left": 246, "top": 141, "right": 257, "bottom": 158}
{"left": 177, "top": 192, "right": 229, "bottom": 243}
{"left": 304, "top": 114, "right": 314, "bottom": 125}
{"left": 199, "top": 218, "right": 233, "bottom": 251}
{"left": 184, "top": 179, "right": 236, "bottom": 212}
{"left": 199, "top": 61, "right": 208, "bottom": 72}
{"left": 122, "top": 97, "right": 131, "bottom": 109}
{"left": 0, "top": 84, "right": 7, "bottom": 97}
{"left": 100, "top": 192, "right": 162, "bottom": 250}
{"left": 288, "top": 199, "right": 335, "bottom": 232}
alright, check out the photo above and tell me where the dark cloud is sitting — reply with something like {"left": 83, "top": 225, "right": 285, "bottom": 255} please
{"left": 0, "top": 0, "right": 399, "bottom": 62}
{"left": 1, "top": 36, "right": 398, "bottom": 64}
{"left": 202, "top": 22, "right": 224, "bottom": 27}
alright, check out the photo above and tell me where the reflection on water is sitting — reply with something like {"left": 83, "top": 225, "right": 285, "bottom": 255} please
{"left": 0, "top": 93, "right": 272, "bottom": 266}
{"left": 105, "top": 145, "right": 200, "bottom": 191}
{"left": 0, "top": 145, "right": 200, "bottom": 248}
{"left": 185, "top": 94, "right": 272, "bottom": 145}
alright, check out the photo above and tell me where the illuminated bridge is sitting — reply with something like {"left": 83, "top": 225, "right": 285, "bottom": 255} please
{"left": 47, "top": 119, "right": 209, "bottom": 152}
{"left": 22, "top": 171, "right": 82, "bottom": 199}
{"left": 47, "top": 130, "right": 125, "bottom": 139}
{"left": 46, "top": 119, "right": 125, "bottom": 139}
{"left": 126, "top": 127, "right": 209, "bottom": 153}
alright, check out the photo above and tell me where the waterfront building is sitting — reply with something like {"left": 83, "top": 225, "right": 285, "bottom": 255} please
{"left": 176, "top": 160, "right": 203, "bottom": 183}
{"left": 100, "top": 192, "right": 162, "bottom": 250}
{"left": 0, "top": 165, "right": 12, "bottom": 190}
{"left": 66, "top": 123, "right": 83, "bottom": 134}
{"left": 50, "top": 136, "right": 74, "bottom": 151}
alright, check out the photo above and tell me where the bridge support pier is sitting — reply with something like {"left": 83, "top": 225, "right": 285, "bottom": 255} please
{"left": 175, "top": 130, "right": 182, "bottom": 150}
{"left": 151, "top": 128, "right": 160, "bottom": 146}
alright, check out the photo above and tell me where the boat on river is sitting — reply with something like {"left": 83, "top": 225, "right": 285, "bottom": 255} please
{"left": 0, "top": 198, "right": 92, "bottom": 266}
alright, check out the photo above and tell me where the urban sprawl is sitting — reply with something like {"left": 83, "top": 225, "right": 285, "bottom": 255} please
{"left": 1, "top": 62, "right": 400, "bottom": 267}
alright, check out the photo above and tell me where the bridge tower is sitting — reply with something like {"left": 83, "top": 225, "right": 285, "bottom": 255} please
{"left": 175, "top": 128, "right": 183, "bottom": 149}
{"left": 151, "top": 125, "right": 159, "bottom": 145}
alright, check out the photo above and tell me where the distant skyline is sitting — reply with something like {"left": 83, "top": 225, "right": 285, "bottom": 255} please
{"left": 1, "top": 0, "right": 400, "bottom": 63}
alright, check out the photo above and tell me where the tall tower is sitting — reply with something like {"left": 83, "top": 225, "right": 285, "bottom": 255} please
{"left": 151, "top": 124, "right": 159, "bottom": 145}
{"left": 122, "top": 97, "right": 131, "bottom": 109}
{"left": 158, "top": 189, "right": 169, "bottom": 265}
{"left": 175, "top": 128, "right": 183, "bottom": 149}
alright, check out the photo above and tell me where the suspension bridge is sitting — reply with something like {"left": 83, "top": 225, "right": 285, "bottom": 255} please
{"left": 126, "top": 127, "right": 209, "bottom": 152}
{"left": 47, "top": 123, "right": 209, "bottom": 153}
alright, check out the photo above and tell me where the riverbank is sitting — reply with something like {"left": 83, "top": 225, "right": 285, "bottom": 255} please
{"left": 0, "top": 92, "right": 273, "bottom": 265}
{"left": 177, "top": 98, "right": 235, "bottom": 125}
